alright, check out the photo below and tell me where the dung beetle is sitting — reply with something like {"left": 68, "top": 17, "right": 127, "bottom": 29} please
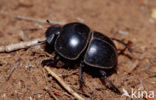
{"left": 43, "top": 22, "right": 132, "bottom": 94}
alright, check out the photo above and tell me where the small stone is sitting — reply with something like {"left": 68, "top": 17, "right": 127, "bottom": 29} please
{"left": 29, "top": 96, "right": 33, "bottom": 100}
{"left": 144, "top": 64, "right": 151, "bottom": 69}
{"left": 76, "top": 17, "right": 85, "bottom": 23}
{"left": 118, "top": 30, "right": 129, "bottom": 36}
{"left": 25, "top": 64, "right": 33, "bottom": 69}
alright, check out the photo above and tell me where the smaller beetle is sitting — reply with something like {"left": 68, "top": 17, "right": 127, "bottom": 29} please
{"left": 43, "top": 22, "right": 132, "bottom": 94}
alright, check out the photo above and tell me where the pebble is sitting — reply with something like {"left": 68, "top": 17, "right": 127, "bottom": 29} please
{"left": 76, "top": 17, "right": 85, "bottom": 23}
{"left": 144, "top": 63, "right": 151, "bottom": 69}
{"left": 29, "top": 96, "right": 33, "bottom": 100}
{"left": 118, "top": 30, "right": 129, "bottom": 36}
{"left": 25, "top": 64, "right": 33, "bottom": 69}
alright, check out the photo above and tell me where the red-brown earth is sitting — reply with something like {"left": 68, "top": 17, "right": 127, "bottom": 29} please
{"left": 0, "top": 0, "right": 156, "bottom": 100}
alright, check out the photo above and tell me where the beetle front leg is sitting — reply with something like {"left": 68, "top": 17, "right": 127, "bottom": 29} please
{"left": 41, "top": 54, "right": 60, "bottom": 67}
{"left": 99, "top": 70, "right": 121, "bottom": 95}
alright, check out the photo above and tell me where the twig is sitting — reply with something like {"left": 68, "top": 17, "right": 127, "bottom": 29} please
{"left": 146, "top": 71, "right": 156, "bottom": 78}
{"left": 44, "top": 66, "right": 85, "bottom": 100}
{"left": 44, "top": 88, "right": 59, "bottom": 100}
{"left": 0, "top": 38, "right": 46, "bottom": 53}
{"left": 15, "top": 15, "right": 65, "bottom": 25}
{"left": 71, "top": 86, "right": 91, "bottom": 98}
{"left": 6, "top": 62, "right": 20, "bottom": 81}
{"left": 50, "top": 85, "right": 75, "bottom": 99}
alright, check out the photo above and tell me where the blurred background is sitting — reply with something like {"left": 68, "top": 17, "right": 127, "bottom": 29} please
{"left": 0, "top": 0, "right": 156, "bottom": 99}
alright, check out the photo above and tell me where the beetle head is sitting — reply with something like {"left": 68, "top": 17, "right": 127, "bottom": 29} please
{"left": 45, "top": 25, "right": 61, "bottom": 44}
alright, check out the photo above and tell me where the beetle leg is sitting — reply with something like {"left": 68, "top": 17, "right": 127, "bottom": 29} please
{"left": 79, "top": 61, "right": 85, "bottom": 90}
{"left": 53, "top": 55, "right": 60, "bottom": 64}
{"left": 41, "top": 55, "right": 60, "bottom": 66}
{"left": 112, "top": 38, "right": 142, "bottom": 54}
{"left": 111, "top": 38, "right": 133, "bottom": 53}
{"left": 99, "top": 70, "right": 121, "bottom": 95}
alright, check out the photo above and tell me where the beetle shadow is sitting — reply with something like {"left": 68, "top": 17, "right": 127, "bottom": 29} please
{"left": 41, "top": 56, "right": 80, "bottom": 70}
{"left": 41, "top": 56, "right": 121, "bottom": 94}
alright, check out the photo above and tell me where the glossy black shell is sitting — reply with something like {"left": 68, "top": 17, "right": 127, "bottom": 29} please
{"left": 84, "top": 32, "right": 117, "bottom": 69}
{"left": 54, "top": 23, "right": 91, "bottom": 60}
{"left": 48, "top": 22, "right": 118, "bottom": 69}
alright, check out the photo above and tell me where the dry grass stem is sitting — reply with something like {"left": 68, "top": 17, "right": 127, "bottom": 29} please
{"left": 15, "top": 15, "right": 65, "bottom": 25}
{"left": 0, "top": 38, "right": 46, "bottom": 53}
{"left": 6, "top": 62, "right": 20, "bottom": 81}
{"left": 44, "top": 66, "right": 85, "bottom": 100}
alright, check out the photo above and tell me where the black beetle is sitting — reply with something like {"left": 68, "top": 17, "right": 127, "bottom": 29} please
{"left": 43, "top": 22, "right": 132, "bottom": 94}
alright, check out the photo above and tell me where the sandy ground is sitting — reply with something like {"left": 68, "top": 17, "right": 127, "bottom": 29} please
{"left": 0, "top": 0, "right": 156, "bottom": 100}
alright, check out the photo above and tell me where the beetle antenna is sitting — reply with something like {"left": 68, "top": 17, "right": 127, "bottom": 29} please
{"left": 46, "top": 20, "right": 50, "bottom": 24}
